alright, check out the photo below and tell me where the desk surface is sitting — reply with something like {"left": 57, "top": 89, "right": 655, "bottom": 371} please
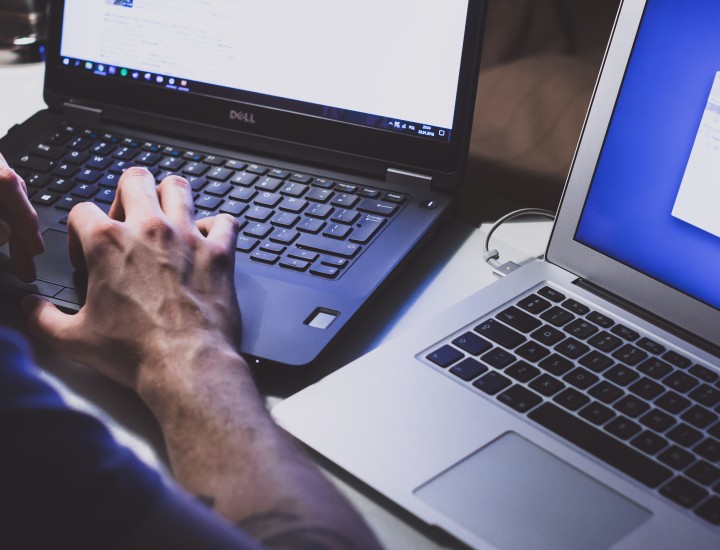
{"left": 0, "top": 59, "right": 553, "bottom": 549}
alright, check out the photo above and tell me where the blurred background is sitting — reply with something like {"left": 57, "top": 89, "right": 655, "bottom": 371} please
{"left": 0, "top": 0, "right": 48, "bottom": 62}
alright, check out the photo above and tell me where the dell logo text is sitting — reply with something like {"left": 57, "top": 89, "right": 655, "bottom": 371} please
{"left": 229, "top": 110, "right": 257, "bottom": 124}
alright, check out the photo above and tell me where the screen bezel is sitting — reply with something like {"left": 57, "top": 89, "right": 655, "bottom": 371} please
{"left": 44, "top": 0, "right": 486, "bottom": 179}
{"left": 547, "top": 0, "right": 720, "bottom": 347}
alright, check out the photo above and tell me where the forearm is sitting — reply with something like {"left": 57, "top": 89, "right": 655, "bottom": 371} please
{"left": 138, "top": 343, "right": 382, "bottom": 550}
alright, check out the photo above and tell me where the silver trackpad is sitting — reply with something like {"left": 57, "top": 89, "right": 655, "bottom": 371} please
{"left": 414, "top": 432, "right": 650, "bottom": 550}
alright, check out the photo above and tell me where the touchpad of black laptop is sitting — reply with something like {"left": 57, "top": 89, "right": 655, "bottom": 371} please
{"left": 35, "top": 229, "right": 78, "bottom": 289}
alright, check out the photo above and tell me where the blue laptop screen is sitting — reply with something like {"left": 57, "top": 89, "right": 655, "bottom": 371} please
{"left": 576, "top": 0, "right": 720, "bottom": 310}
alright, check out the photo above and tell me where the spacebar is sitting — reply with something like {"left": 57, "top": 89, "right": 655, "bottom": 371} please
{"left": 528, "top": 403, "right": 673, "bottom": 488}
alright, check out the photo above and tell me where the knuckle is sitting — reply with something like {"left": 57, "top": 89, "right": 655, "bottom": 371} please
{"left": 140, "top": 216, "right": 174, "bottom": 241}
{"left": 122, "top": 166, "right": 152, "bottom": 180}
{"left": 0, "top": 166, "right": 22, "bottom": 189}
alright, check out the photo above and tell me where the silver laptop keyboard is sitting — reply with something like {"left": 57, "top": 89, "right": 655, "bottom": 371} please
{"left": 14, "top": 124, "right": 408, "bottom": 280}
{"left": 424, "top": 285, "right": 720, "bottom": 527}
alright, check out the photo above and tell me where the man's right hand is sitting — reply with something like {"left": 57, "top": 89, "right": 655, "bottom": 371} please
{"left": 21, "top": 167, "right": 244, "bottom": 402}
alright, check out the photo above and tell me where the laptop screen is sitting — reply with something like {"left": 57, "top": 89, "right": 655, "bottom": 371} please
{"left": 576, "top": 0, "right": 720, "bottom": 311}
{"left": 58, "top": 0, "right": 469, "bottom": 144}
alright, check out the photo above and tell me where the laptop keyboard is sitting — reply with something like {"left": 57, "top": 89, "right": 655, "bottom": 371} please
{"left": 424, "top": 285, "right": 720, "bottom": 527}
{"left": 13, "top": 124, "right": 408, "bottom": 280}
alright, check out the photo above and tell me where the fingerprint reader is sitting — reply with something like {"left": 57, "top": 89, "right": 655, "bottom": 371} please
{"left": 306, "top": 309, "right": 339, "bottom": 329}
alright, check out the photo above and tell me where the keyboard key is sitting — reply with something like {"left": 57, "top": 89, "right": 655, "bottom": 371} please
{"left": 666, "top": 423, "right": 704, "bottom": 447}
{"left": 537, "top": 286, "right": 565, "bottom": 303}
{"left": 664, "top": 371, "right": 699, "bottom": 394}
{"left": 333, "top": 193, "right": 360, "bottom": 209}
{"left": 695, "top": 497, "right": 720, "bottom": 526}
{"left": 236, "top": 236, "right": 259, "bottom": 253}
{"left": 681, "top": 405, "right": 718, "bottom": 430}
{"left": 554, "top": 338, "right": 589, "bottom": 359}
{"left": 579, "top": 351, "right": 614, "bottom": 373}
{"left": 539, "top": 354, "right": 574, "bottom": 376}
{"left": 449, "top": 358, "right": 488, "bottom": 381}
{"left": 660, "top": 477, "right": 708, "bottom": 508}
{"left": 562, "top": 299, "right": 590, "bottom": 315}
{"left": 663, "top": 350, "right": 692, "bottom": 369}
{"left": 356, "top": 198, "right": 395, "bottom": 215}
{"left": 588, "top": 380, "right": 624, "bottom": 404}
{"left": 613, "top": 395, "right": 650, "bottom": 418}
{"left": 686, "top": 461, "right": 720, "bottom": 486}
{"left": 611, "top": 324, "right": 639, "bottom": 341}
{"left": 452, "top": 332, "right": 492, "bottom": 356}
{"left": 529, "top": 374, "right": 565, "bottom": 396}
{"left": 564, "top": 319, "right": 599, "bottom": 339}
{"left": 612, "top": 344, "right": 648, "bottom": 366}
{"left": 639, "top": 409, "right": 676, "bottom": 433}
{"left": 563, "top": 367, "right": 599, "bottom": 390}
{"left": 628, "top": 377, "right": 664, "bottom": 400}
{"left": 516, "top": 341, "right": 550, "bottom": 363}
{"left": 480, "top": 348, "right": 516, "bottom": 369}
{"left": 531, "top": 325, "right": 565, "bottom": 346}
{"left": 31, "top": 192, "right": 60, "bottom": 206}
{"left": 309, "top": 265, "right": 340, "bottom": 278}
{"left": 579, "top": 401, "right": 615, "bottom": 426}
{"left": 540, "top": 306, "right": 575, "bottom": 327}
{"left": 689, "top": 364, "right": 719, "bottom": 384}
{"left": 505, "top": 361, "right": 541, "bottom": 383}
{"left": 553, "top": 388, "right": 590, "bottom": 411}
{"left": 630, "top": 430, "right": 668, "bottom": 455}
{"left": 473, "top": 372, "right": 512, "bottom": 395}
{"left": 637, "top": 337, "right": 666, "bottom": 355}
{"left": 695, "top": 438, "right": 720, "bottom": 463}
{"left": 657, "top": 445, "right": 695, "bottom": 470}
{"left": 497, "top": 385, "right": 543, "bottom": 413}
{"left": 688, "top": 384, "right": 720, "bottom": 408}
{"left": 638, "top": 358, "right": 673, "bottom": 380}
{"left": 15, "top": 154, "right": 53, "bottom": 172}
{"left": 296, "top": 235, "right": 362, "bottom": 258}
{"left": 427, "top": 346, "right": 464, "bottom": 369}
{"left": 349, "top": 215, "right": 385, "bottom": 244}
{"left": 588, "top": 331, "right": 623, "bottom": 352}
{"left": 605, "top": 416, "right": 642, "bottom": 440}
{"left": 517, "top": 294, "right": 551, "bottom": 315}
{"left": 250, "top": 251, "right": 279, "bottom": 265}
{"left": 605, "top": 365, "right": 640, "bottom": 387}
{"left": 656, "top": 391, "right": 692, "bottom": 415}
{"left": 474, "top": 319, "right": 526, "bottom": 349}
{"left": 529, "top": 403, "right": 673, "bottom": 487}
{"left": 496, "top": 306, "right": 542, "bottom": 333}
{"left": 586, "top": 311, "right": 615, "bottom": 329}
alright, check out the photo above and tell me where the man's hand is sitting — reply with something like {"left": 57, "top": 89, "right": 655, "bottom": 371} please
{"left": 22, "top": 167, "right": 244, "bottom": 397}
{"left": 22, "top": 166, "right": 381, "bottom": 549}
{"left": 0, "top": 153, "right": 44, "bottom": 282}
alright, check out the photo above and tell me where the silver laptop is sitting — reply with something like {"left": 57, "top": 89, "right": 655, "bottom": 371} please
{"left": 273, "top": 1, "right": 720, "bottom": 547}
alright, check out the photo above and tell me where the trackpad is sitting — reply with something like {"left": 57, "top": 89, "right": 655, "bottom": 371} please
{"left": 35, "top": 229, "right": 78, "bottom": 289}
{"left": 414, "top": 433, "right": 650, "bottom": 550}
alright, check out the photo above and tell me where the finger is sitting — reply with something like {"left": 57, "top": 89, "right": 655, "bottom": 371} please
{"left": 67, "top": 202, "right": 113, "bottom": 272}
{"left": 22, "top": 295, "right": 83, "bottom": 355}
{"left": 109, "top": 166, "right": 163, "bottom": 223}
{"left": 0, "top": 153, "right": 44, "bottom": 257}
{"left": 196, "top": 214, "right": 240, "bottom": 251}
{"left": 157, "top": 175, "right": 197, "bottom": 231}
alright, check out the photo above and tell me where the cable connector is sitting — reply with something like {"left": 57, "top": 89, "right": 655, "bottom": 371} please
{"left": 493, "top": 261, "right": 521, "bottom": 277}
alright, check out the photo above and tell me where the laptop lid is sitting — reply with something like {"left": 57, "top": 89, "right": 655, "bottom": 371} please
{"left": 43, "top": 0, "right": 485, "bottom": 189}
{"left": 548, "top": 0, "right": 720, "bottom": 349}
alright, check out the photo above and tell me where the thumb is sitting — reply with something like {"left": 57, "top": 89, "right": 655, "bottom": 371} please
{"left": 21, "top": 295, "right": 82, "bottom": 354}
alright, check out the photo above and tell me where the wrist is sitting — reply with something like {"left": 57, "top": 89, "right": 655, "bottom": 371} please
{"left": 136, "top": 335, "right": 253, "bottom": 425}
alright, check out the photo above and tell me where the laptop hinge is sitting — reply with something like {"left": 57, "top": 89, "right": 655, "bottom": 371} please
{"left": 386, "top": 168, "right": 433, "bottom": 191}
{"left": 62, "top": 102, "right": 103, "bottom": 125}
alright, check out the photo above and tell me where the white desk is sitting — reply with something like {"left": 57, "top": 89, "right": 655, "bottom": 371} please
{"left": 0, "top": 59, "right": 553, "bottom": 549}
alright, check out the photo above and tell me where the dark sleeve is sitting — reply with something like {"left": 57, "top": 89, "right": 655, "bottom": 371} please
{"left": 0, "top": 329, "right": 261, "bottom": 550}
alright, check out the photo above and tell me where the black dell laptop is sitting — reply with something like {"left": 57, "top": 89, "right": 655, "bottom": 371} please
{"left": 0, "top": 0, "right": 486, "bottom": 368}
